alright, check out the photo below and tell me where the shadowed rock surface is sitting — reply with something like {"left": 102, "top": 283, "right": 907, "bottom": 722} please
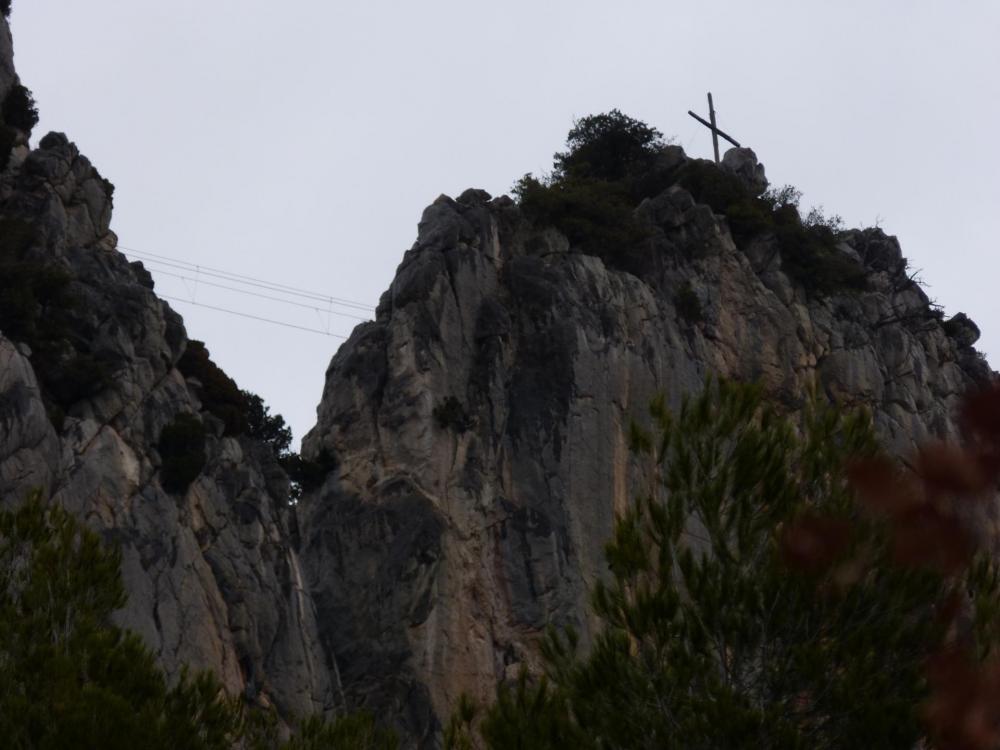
{"left": 0, "top": 11, "right": 995, "bottom": 747}
{"left": 0, "top": 13, "right": 334, "bottom": 724}
{"left": 298, "top": 179, "right": 993, "bottom": 740}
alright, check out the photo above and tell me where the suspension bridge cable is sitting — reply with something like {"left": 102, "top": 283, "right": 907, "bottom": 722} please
{"left": 128, "top": 253, "right": 372, "bottom": 312}
{"left": 159, "top": 295, "right": 350, "bottom": 338}
{"left": 148, "top": 268, "right": 371, "bottom": 321}
{"left": 119, "top": 245, "right": 376, "bottom": 311}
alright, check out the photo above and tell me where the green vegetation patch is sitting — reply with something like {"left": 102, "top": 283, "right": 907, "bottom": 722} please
{"left": 513, "top": 175, "right": 648, "bottom": 266}
{"left": 178, "top": 340, "right": 251, "bottom": 436}
{"left": 0, "top": 217, "right": 114, "bottom": 424}
{"left": 674, "top": 281, "right": 702, "bottom": 324}
{"left": 176, "top": 340, "right": 336, "bottom": 502}
{"left": 433, "top": 396, "right": 471, "bottom": 433}
{"left": 1, "top": 84, "right": 39, "bottom": 134}
{"left": 513, "top": 110, "right": 675, "bottom": 275}
{"left": 449, "top": 381, "right": 1000, "bottom": 749}
{"left": 282, "top": 449, "right": 338, "bottom": 500}
{"left": 678, "top": 162, "right": 866, "bottom": 295}
{"left": 0, "top": 488, "right": 398, "bottom": 748}
{"left": 0, "top": 125, "right": 16, "bottom": 171}
{"left": 553, "top": 109, "right": 666, "bottom": 184}
{"left": 158, "top": 412, "right": 207, "bottom": 494}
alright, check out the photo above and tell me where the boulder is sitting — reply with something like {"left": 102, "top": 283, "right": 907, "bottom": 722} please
{"left": 721, "top": 146, "right": 768, "bottom": 196}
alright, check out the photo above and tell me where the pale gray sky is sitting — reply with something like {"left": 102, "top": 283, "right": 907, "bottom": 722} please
{"left": 10, "top": 1, "right": 1000, "bottom": 446}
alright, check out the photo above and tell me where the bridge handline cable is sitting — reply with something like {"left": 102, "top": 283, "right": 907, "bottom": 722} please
{"left": 122, "top": 245, "right": 374, "bottom": 310}
{"left": 159, "top": 295, "right": 350, "bottom": 338}
{"left": 127, "top": 254, "right": 372, "bottom": 312}
{"left": 119, "top": 245, "right": 375, "bottom": 311}
{"left": 149, "top": 268, "right": 371, "bottom": 321}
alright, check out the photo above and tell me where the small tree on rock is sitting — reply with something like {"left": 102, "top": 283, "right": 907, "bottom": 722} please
{"left": 554, "top": 110, "right": 665, "bottom": 183}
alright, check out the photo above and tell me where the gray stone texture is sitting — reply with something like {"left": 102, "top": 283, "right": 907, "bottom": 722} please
{"left": 0, "top": 13, "right": 995, "bottom": 746}
{"left": 299, "top": 151, "right": 993, "bottom": 740}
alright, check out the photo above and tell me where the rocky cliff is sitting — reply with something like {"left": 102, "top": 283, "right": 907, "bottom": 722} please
{"left": 296, "top": 165, "right": 991, "bottom": 744}
{"left": 0, "top": 12, "right": 335, "bottom": 723}
{"left": 0, "top": 12, "right": 993, "bottom": 748}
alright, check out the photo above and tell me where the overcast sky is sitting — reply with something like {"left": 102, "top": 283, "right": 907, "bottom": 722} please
{"left": 9, "top": 1, "right": 1000, "bottom": 446}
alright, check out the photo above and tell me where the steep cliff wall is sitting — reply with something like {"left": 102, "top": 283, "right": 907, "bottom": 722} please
{"left": 0, "top": 12, "right": 994, "bottom": 748}
{"left": 298, "top": 166, "right": 991, "bottom": 742}
{"left": 0, "top": 13, "right": 334, "bottom": 722}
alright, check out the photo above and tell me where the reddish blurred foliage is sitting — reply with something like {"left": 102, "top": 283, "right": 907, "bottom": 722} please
{"left": 847, "top": 456, "right": 924, "bottom": 516}
{"left": 780, "top": 515, "right": 852, "bottom": 573}
{"left": 890, "top": 506, "right": 973, "bottom": 575}
{"left": 924, "top": 649, "right": 1000, "bottom": 750}
{"left": 787, "top": 383, "right": 1000, "bottom": 746}
{"left": 960, "top": 383, "right": 1000, "bottom": 444}
{"left": 918, "top": 442, "right": 991, "bottom": 497}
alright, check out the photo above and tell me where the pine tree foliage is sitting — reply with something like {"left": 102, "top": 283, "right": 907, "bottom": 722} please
{"left": 0, "top": 490, "right": 397, "bottom": 750}
{"left": 0, "top": 490, "right": 242, "bottom": 749}
{"left": 461, "top": 381, "right": 1000, "bottom": 749}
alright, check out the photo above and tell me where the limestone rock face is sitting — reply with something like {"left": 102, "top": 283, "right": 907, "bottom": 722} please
{"left": 0, "top": 14, "right": 333, "bottom": 723}
{"left": 299, "top": 166, "right": 992, "bottom": 741}
{"left": 0, "top": 11, "right": 995, "bottom": 747}
{"left": 721, "top": 146, "right": 769, "bottom": 196}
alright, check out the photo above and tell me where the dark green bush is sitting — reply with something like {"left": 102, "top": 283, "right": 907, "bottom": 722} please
{"left": 2, "top": 84, "right": 38, "bottom": 134}
{"left": 42, "top": 351, "right": 114, "bottom": 406}
{"left": 1, "top": 489, "right": 398, "bottom": 749}
{"left": 674, "top": 281, "right": 702, "bottom": 324}
{"left": 513, "top": 174, "right": 648, "bottom": 266}
{"left": 677, "top": 159, "right": 750, "bottom": 214}
{"left": 0, "top": 125, "right": 16, "bottom": 170}
{"left": 282, "top": 449, "right": 337, "bottom": 500}
{"left": 721, "top": 197, "right": 775, "bottom": 245}
{"left": 676, "top": 160, "right": 779, "bottom": 245}
{"left": 0, "top": 1, "right": 10, "bottom": 18}
{"left": 178, "top": 340, "right": 249, "bottom": 436}
{"left": 773, "top": 208, "right": 867, "bottom": 295}
{"left": 433, "top": 396, "right": 470, "bottom": 433}
{"left": 0, "top": 260, "right": 73, "bottom": 344}
{"left": 0, "top": 217, "right": 114, "bottom": 416}
{"left": 244, "top": 390, "right": 292, "bottom": 459}
{"left": 760, "top": 184, "right": 802, "bottom": 212}
{"left": 511, "top": 111, "right": 676, "bottom": 274}
{"left": 158, "top": 413, "right": 207, "bottom": 494}
{"left": 553, "top": 110, "right": 665, "bottom": 183}
{"left": 676, "top": 161, "right": 866, "bottom": 295}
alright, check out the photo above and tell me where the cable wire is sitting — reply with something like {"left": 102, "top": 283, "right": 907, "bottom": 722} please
{"left": 148, "top": 268, "right": 371, "bottom": 321}
{"left": 159, "top": 294, "right": 350, "bottom": 338}
{"left": 120, "top": 245, "right": 375, "bottom": 311}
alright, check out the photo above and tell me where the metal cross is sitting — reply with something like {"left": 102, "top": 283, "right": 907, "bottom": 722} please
{"left": 688, "top": 93, "right": 741, "bottom": 163}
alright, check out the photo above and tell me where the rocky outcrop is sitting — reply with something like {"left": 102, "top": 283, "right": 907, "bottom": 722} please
{"left": 0, "top": 13, "right": 333, "bottom": 723}
{"left": 0, "top": 10, "right": 994, "bottom": 747}
{"left": 299, "top": 159, "right": 992, "bottom": 740}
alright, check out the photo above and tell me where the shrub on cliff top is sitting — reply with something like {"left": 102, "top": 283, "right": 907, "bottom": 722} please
{"left": 178, "top": 340, "right": 250, "bottom": 436}
{"left": 677, "top": 160, "right": 866, "bottom": 295}
{"left": 513, "top": 111, "right": 670, "bottom": 274}
{"left": 553, "top": 110, "right": 666, "bottom": 184}
{"left": 513, "top": 174, "right": 648, "bottom": 266}
{"left": 2, "top": 84, "right": 39, "bottom": 134}
{"left": 244, "top": 390, "right": 292, "bottom": 458}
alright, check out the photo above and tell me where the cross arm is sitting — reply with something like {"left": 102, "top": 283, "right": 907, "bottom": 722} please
{"left": 687, "top": 111, "right": 742, "bottom": 148}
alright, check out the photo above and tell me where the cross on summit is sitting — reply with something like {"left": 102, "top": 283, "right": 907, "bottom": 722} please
{"left": 688, "top": 93, "right": 741, "bottom": 164}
